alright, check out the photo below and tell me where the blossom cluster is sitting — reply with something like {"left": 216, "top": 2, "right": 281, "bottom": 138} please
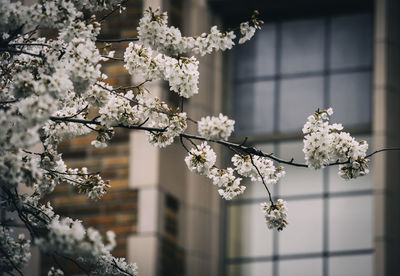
{"left": 184, "top": 143, "right": 247, "bottom": 200}
{"left": 137, "top": 8, "right": 238, "bottom": 56}
{"left": 66, "top": 167, "right": 110, "bottom": 200}
{"left": 38, "top": 216, "right": 138, "bottom": 276}
{"left": 98, "top": 89, "right": 187, "bottom": 148}
{"left": 239, "top": 22, "right": 256, "bottom": 44}
{"left": 261, "top": 199, "right": 288, "bottom": 231}
{"left": 124, "top": 43, "right": 199, "bottom": 98}
{"left": 302, "top": 108, "right": 369, "bottom": 179}
{"left": 232, "top": 154, "right": 286, "bottom": 185}
{"left": 197, "top": 113, "right": 235, "bottom": 140}
{"left": 184, "top": 143, "right": 285, "bottom": 203}
{"left": 0, "top": 227, "right": 31, "bottom": 271}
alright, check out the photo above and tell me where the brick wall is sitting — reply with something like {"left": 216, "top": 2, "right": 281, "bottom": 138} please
{"left": 41, "top": 1, "right": 142, "bottom": 274}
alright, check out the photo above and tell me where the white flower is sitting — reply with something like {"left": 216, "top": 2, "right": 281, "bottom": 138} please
{"left": 261, "top": 199, "right": 288, "bottom": 231}
{"left": 302, "top": 108, "right": 370, "bottom": 179}
{"left": 137, "top": 8, "right": 241, "bottom": 56}
{"left": 185, "top": 142, "right": 216, "bottom": 175}
{"left": 198, "top": 113, "right": 235, "bottom": 140}
{"left": 48, "top": 267, "right": 64, "bottom": 276}
{"left": 0, "top": 227, "right": 31, "bottom": 271}
{"left": 239, "top": 22, "right": 256, "bottom": 44}
{"left": 231, "top": 154, "right": 285, "bottom": 184}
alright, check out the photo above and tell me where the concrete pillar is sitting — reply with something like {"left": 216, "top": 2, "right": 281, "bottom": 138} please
{"left": 373, "top": 0, "right": 400, "bottom": 275}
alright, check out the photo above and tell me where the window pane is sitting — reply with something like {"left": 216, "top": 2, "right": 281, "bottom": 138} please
{"left": 329, "top": 195, "right": 373, "bottom": 251}
{"left": 279, "top": 76, "right": 324, "bottom": 133}
{"left": 234, "top": 38, "right": 256, "bottom": 81}
{"left": 281, "top": 19, "right": 324, "bottom": 74}
{"left": 329, "top": 72, "right": 372, "bottom": 127}
{"left": 233, "top": 82, "right": 254, "bottom": 135}
{"left": 278, "top": 199, "right": 323, "bottom": 254}
{"left": 255, "top": 23, "right": 276, "bottom": 77}
{"left": 330, "top": 14, "right": 373, "bottom": 70}
{"left": 253, "top": 81, "right": 275, "bottom": 134}
{"left": 329, "top": 136, "right": 372, "bottom": 193}
{"left": 278, "top": 141, "right": 323, "bottom": 196}
{"left": 278, "top": 258, "right": 322, "bottom": 276}
{"left": 329, "top": 255, "right": 373, "bottom": 276}
{"left": 227, "top": 262, "right": 272, "bottom": 276}
{"left": 228, "top": 203, "right": 274, "bottom": 258}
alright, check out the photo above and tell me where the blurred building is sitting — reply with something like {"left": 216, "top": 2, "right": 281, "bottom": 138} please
{"left": 40, "top": 0, "right": 400, "bottom": 276}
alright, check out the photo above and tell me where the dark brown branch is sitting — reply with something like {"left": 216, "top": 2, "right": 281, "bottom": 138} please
{"left": 0, "top": 100, "right": 17, "bottom": 104}
{"left": 49, "top": 116, "right": 400, "bottom": 167}
{"left": 49, "top": 116, "right": 165, "bottom": 132}
{"left": 0, "top": 48, "right": 44, "bottom": 59}
{"left": 365, "top": 147, "right": 400, "bottom": 158}
{"left": 60, "top": 105, "right": 89, "bottom": 119}
{"left": 180, "top": 133, "right": 309, "bottom": 167}
{"left": 8, "top": 43, "right": 50, "bottom": 47}
{"left": 96, "top": 38, "right": 139, "bottom": 43}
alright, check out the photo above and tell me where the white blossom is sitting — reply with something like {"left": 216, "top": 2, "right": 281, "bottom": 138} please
{"left": 198, "top": 113, "right": 235, "bottom": 140}
{"left": 0, "top": 227, "right": 31, "bottom": 272}
{"left": 261, "top": 199, "right": 288, "bottom": 231}
{"left": 239, "top": 22, "right": 256, "bottom": 44}
{"left": 231, "top": 154, "right": 285, "bottom": 185}
{"left": 302, "top": 108, "right": 369, "bottom": 179}
{"left": 185, "top": 142, "right": 216, "bottom": 175}
{"left": 48, "top": 267, "right": 64, "bottom": 276}
{"left": 137, "top": 8, "right": 239, "bottom": 56}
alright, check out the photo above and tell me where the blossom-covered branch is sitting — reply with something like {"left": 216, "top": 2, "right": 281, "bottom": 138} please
{"left": 1, "top": 1, "right": 399, "bottom": 275}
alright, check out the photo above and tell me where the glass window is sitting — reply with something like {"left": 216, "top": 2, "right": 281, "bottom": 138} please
{"left": 329, "top": 14, "right": 373, "bottom": 70}
{"left": 329, "top": 72, "right": 372, "bottom": 127}
{"left": 255, "top": 24, "right": 276, "bottom": 77}
{"left": 329, "top": 255, "right": 373, "bottom": 276}
{"left": 227, "top": 261, "right": 272, "bottom": 276}
{"left": 328, "top": 195, "right": 373, "bottom": 251}
{"left": 279, "top": 77, "right": 324, "bottom": 133}
{"left": 278, "top": 199, "right": 323, "bottom": 254}
{"left": 253, "top": 81, "right": 275, "bottom": 134}
{"left": 234, "top": 39, "right": 256, "bottom": 81}
{"left": 228, "top": 203, "right": 274, "bottom": 258}
{"left": 281, "top": 19, "right": 325, "bottom": 74}
{"left": 278, "top": 141, "right": 323, "bottom": 196}
{"left": 227, "top": 12, "right": 373, "bottom": 276}
{"left": 234, "top": 82, "right": 255, "bottom": 135}
{"left": 278, "top": 258, "right": 323, "bottom": 276}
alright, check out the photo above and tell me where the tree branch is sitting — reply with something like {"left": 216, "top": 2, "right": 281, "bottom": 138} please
{"left": 96, "top": 38, "right": 139, "bottom": 43}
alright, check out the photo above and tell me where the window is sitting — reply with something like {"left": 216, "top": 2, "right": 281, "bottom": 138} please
{"left": 225, "top": 13, "right": 373, "bottom": 276}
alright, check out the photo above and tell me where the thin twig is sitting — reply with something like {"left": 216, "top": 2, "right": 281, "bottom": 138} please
{"left": 98, "top": 0, "right": 128, "bottom": 23}
{"left": 0, "top": 246, "right": 24, "bottom": 276}
{"left": 249, "top": 154, "right": 274, "bottom": 205}
{"left": 365, "top": 147, "right": 400, "bottom": 158}
{"left": 179, "top": 135, "right": 190, "bottom": 153}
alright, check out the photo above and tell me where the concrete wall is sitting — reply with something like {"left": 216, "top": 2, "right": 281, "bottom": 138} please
{"left": 373, "top": 0, "right": 400, "bottom": 275}
{"left": 127, "top": 1, "right": 224, "bottom": 276}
